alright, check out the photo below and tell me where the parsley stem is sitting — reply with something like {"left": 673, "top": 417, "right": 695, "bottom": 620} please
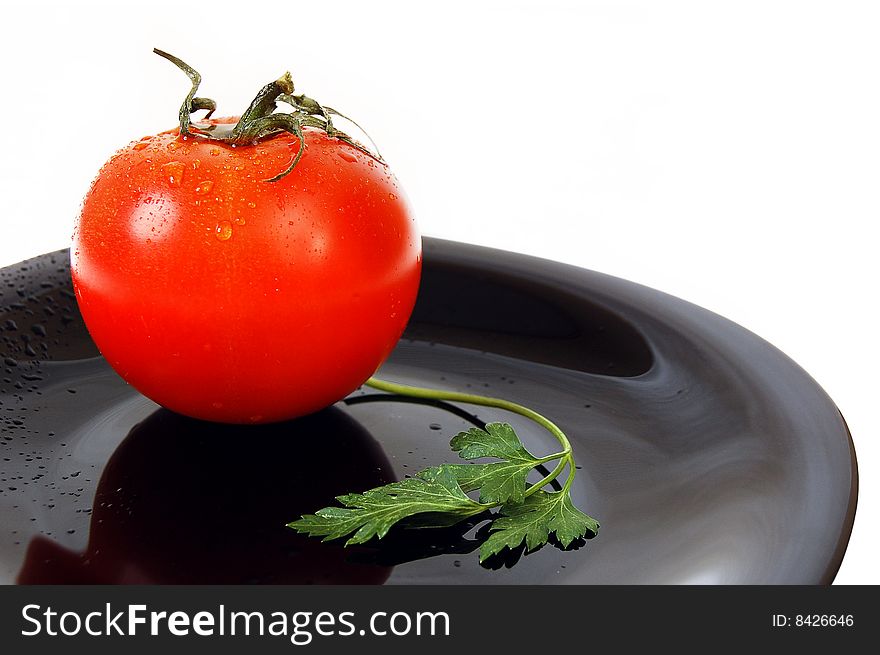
{"left": 525, "top": 455, "right": 573, "bottom": 497}
{"left": 363, "top": 376, "right": 574, "bottom": 497}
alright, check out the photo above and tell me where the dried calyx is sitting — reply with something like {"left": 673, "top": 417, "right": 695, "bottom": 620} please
{"left": 153, "top": 48, "right": 382, "bottom": 182}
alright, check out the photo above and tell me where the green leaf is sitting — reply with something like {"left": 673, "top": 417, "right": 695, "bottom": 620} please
{"left": 447, "top": 423, "right": 543, "bottom": 504}
{"left": 289, "top": 404, "right": 600, "bottom": 567}
{"left": 443, "top": 461, "right": 537, "bottom": 505}
{"left": 451, "top": 422, "right": 538, "bottom": 462}
{"left": 288, "top": 465, "right": 485, "bottom": 545}
{"left": 549, "top": 490, "right": 600, "bottom": 548}
{"left": 478, "top": 490, "right": 599, "bottom": 562}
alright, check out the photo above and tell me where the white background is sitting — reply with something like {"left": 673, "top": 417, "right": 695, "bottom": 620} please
{"left": 0, "top": 1, "right": 876, "bottom": 584}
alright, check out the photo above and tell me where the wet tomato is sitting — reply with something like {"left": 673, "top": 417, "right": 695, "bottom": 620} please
{"left": 71, "top": 118, "right": 421, "bottom": 423}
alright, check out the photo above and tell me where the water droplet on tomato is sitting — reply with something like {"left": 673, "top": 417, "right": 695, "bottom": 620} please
{"left": 389, "top": 193, "right": 398, "bottom": 200}
{"left": 247, "top": 201, "right": 256, "bottom": 209}
{"left": 167, "top": 141, "right": 180, "bottom": 152}
{"left": 210, "top": 147, "right": 221, "bottom": 156}
{"left": 161, "top": 161, "right": 185, "bottom": 187}
{"left": 215, "top": 221, "right": 233, "bottom": 241}
{"left": 132, "top": 142, "right": 148, "bottom": 151}
{"left": 233, "top": 216, "right": 246, "bottom": 226}
{"left": 195, "top": 180, "right": 214, "bottom": 195}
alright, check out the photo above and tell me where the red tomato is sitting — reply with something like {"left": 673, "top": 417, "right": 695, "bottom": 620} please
{"left": 71, "top": 118, "right": 421, "bottom": 423}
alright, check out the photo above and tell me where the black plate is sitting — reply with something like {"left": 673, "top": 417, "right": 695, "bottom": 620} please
{"left": 0, "top": 239, "right": 857, "bottom": 584}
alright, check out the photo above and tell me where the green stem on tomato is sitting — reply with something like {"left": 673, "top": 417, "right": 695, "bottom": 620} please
{"left": 153, "top": 48, "right": 382, "bottom": 182}
{"left": 363, "top": 376, "right": 576, "bottom": 498}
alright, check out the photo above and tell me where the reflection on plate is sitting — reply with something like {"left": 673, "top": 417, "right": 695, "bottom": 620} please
{"left": 0, "top": 239, "right": 857, "bottom": 583}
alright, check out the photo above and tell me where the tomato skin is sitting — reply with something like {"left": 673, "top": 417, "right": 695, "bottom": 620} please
{"left": 72, "top": 121, "right": 421, "bottom": 423}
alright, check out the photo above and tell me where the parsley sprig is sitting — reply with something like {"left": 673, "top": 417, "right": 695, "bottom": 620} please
{"left": 289, "top": 377, "right": 599, "bottom": 563}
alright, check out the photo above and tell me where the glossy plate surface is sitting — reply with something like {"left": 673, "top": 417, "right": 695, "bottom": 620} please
{"left": 0, "top": 239, "right": 857, "bottom": 584}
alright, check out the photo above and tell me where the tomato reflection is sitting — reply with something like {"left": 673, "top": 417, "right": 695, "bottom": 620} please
{"left": 18, "top": 406, "right": 394, "bottom": 584}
